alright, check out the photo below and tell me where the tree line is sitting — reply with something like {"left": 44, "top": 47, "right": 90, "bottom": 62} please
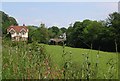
{"left": 1, "top": 11, "right": 120, "bottom": 52}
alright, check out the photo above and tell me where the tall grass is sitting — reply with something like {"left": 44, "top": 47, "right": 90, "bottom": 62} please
{"left": 2, "top": 40, "right": 118, "bottom": 79}
{"left": 3, "top": 41, "right": 49, "bottom": 79}
{"left": 61, "top": 41, "right": 118, "bottom": 79}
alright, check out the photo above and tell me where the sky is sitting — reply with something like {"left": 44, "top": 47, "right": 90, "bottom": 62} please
{"left": 1, "top": 2, "right": 119, "bottom": 28}
{"left": 1, "top": 0, "right": 120, "bottom": 2}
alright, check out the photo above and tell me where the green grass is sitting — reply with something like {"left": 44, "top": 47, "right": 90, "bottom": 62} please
{"left": 2, "top": 42, "right": 119, "bottom": 79}
{"left": 45, "top": 44, "right": 118, "bottom": 78}
{"left": 45, "top": 44, "right": 117, "bottom": 63}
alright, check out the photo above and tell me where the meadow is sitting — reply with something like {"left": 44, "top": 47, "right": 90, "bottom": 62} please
{"left": 2, "top": 41, "right": 118, "bottom": 79}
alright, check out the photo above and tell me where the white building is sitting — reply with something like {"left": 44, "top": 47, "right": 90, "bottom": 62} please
{"left": 7, "top": 25, "right": 29, "bottom": 41}
{"left": 59, "top": 33, "right": 66, "bottom": 40}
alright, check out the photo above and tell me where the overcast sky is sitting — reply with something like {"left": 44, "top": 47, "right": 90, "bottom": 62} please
{"left": 1, "top": 2, "right": 118, "bottom": 28}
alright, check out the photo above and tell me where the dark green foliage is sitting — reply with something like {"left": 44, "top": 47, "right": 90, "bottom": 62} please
{"left": 66, "top": 12, "right": 120, "bottom": 52}
{"left": 48, "top": 26, "right": 60, "bottom": 38}
{"left": 107, "top": 12, "right": 120, "bottom": 52}
{"left": 32, "top": 24, "right": 49, "bottom": 43}
{"left": 27, "top": 26, "right": 38, "bottom": 43}
{"left": 0, "top": 11, "right": 18, "bottom": 36}
{"left": 2, "top": 11, "right": 120, "bottom": 52}
{"left": 60, "top": 27, "right": 67, "bottom": 33}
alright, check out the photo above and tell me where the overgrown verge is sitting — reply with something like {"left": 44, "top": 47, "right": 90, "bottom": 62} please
{"left": 2, "top": 40, "right": 118, "bottom": 79}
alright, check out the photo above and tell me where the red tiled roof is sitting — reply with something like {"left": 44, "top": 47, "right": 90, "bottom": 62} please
{"left": 7, "top": 25, "right": 28, "bottom": 33}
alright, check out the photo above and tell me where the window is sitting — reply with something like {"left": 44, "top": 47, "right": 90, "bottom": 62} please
{"left": 10, "top": 30, "right": 15, "bottom": 34}
{"left": 21, "top": 31, "right": 25, "bottom": 35}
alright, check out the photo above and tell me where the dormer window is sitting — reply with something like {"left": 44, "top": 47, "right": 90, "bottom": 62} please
{"left": 20, "top": 28, "right": 26, "bottom": 35}
{"left": 10, "top": 30, "right": 15, "bottom": 34}
{"left": 20, "top": 31, "right": 25, "bottom": 35}
{"left": 22, "top": 32, "right": 25, "bottom": 35}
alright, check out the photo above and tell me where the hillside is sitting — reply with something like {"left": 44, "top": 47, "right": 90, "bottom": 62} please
{"left": 45, "top": 44, "right": 118, "bottom": 64}
{"left": 43, "top": 44, "right": 118, "bottom": 79}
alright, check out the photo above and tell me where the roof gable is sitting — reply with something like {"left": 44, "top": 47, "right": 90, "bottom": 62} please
{"left": 7, "top": 25, "right": 28, "bottom": 33}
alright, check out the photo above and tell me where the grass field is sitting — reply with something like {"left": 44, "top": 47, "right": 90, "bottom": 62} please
{"left": 2, "top": 41, "right": 119, "bottom": 79}
{"left": 45, "top": 44, "right": 118, "bottom": 79}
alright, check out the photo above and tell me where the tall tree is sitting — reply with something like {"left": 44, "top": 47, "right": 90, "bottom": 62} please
{"left": 60, "top": 27, "right": 67, "bottom": 33}
{"left": 66, "top": 23, "right": 73, "bottom": 46}
{"left": 82, "top": 21, "right": 103, "bottom": 49}
{"left": 48, "top": 26, "right": 60, "bottom": 38}
{"left": 30, "top": 23, "right": 49, "bottom": 43}
{"left": 107, "top": 12, "right": 120, "bottom": 52}
{"left": 27, "top": 25, "right": 38, "bottom": 43}
{"left": 67, "top": 21, "right": 84, "bottom": 47}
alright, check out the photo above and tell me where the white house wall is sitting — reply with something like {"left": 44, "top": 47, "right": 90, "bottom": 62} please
{"left": 11, "top": 32, "right": 17, "bottom": 37}
{"left": 11, "top": 32, "right": 28, "bottom": 38}
{"left": 21, "top": 32, "right": 28, "bottom": 38}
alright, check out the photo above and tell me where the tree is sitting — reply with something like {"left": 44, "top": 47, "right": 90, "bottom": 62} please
{"left": 82, "top": 19, "right": 92, "bottom": 28}
{"left": 66, "top": 23, "right": 73, "bottom": 46}
{"left": 82, "top": 21, "right": 103, "bottom": 49}
{"left": 39, "top": 23, "right": 49, "bottom": 43}
{"left": 48, "top": 26, "right": 60, "bottom": 38}
{"left": 0, "top": 11, "right": 18, "bottom": 36}
{"left": 29, "top": 23, "right": 49, "bottom": 44}
{"left": 67, "top": 21, "right": 84, "bottom": 47}
{"left": 27, "top": 25, "right": 38, "bottom": 43}
{"left": 60, "top": 27, "right": 67, "bottom": 33}
{"left": 106, "top": 12, "right": 120, "bottom": 52}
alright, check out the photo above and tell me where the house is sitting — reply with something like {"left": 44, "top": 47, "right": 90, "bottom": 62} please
{"left": 7, "top": 25, "right": 29, "bottom": 41}
{"left": 59, "top": 33, "right": 66, "bottom": 40}
{"left": 49, "top": 33, "right": 66, "bottom": 45}
{"left": 49, "top": 38, "right": 65, "bottom": 44}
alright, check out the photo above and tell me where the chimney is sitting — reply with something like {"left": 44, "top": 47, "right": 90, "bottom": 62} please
{"left": 23, "top": 24, "right": 25, "bottom": 26}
